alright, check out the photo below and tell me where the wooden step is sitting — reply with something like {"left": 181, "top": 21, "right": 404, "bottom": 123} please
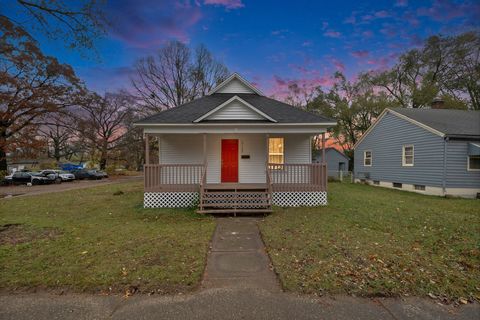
{"left": 196, "top": 209, "right": 273, "bottom": 214}
{"left": 203, "top": 191, "right": 269, "bottom": 195}
{"left": 202, "top": 196, "right": 270, "bottom": 201}
{"left": 201, "top": 203, "right": 270, "bottom": 208}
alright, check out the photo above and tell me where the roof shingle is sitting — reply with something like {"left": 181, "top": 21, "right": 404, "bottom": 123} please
{"left": 136, "top": 93, "right": 335, "bottom": 124}
{"left": 392, "top": 108, "right": 480, "bottom": 138}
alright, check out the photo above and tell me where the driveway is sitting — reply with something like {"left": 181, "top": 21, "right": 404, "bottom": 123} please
{"left": 0, "top": 175, "right": 142, "bottom": 198}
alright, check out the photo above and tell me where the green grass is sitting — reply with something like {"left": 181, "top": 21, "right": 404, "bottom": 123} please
{"left": 0, "top": 181, "right": 215, "bottom": 294}
{"left": 259, "top": 182, "right": 480, "bottom": 301}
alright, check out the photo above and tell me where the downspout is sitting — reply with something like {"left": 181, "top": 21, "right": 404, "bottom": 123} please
{"left": 442, "top": 137, "right": 448, "bottom": 196}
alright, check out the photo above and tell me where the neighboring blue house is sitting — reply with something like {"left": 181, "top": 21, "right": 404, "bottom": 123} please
{"left": 354, "top": 108, "right": 480, "bottom": 198}
{"left": 314, "top": 148, "right": 350, "bottom": 177}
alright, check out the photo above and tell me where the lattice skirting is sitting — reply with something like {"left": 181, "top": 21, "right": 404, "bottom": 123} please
{"left": 272, "top": 191, "right": 327, "bottom": 207}
{"left": 144, "top": 192, "right": 199, "bottom": 208}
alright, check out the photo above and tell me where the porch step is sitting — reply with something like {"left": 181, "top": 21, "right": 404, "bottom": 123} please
{"left": 196, "top": 209, "right": 273, "bottom": 214}
{"left": 199, "top": 187, "right": 272, "bottom": 215}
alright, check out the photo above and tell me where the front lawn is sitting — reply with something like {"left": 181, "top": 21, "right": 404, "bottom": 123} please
{"left": 0, "top": 181, "right": 215, "bottom": 294}
{"left": 259, "top": 183, "right": 480, "bottom": 302}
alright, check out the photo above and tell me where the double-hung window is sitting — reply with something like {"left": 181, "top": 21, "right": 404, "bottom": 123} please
{"left": 402, "top": 145, "right": 414, "bottom": 166}
{"left": 467, "top": 155, "right": 480, "bottom": 171}
{"left": 268, "top": 138, "right": 284, "bottom": 165}
{"left": 364, "top": 150, "right": 372, "bottom": 166}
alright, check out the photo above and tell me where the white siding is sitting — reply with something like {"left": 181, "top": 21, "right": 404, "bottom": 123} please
{"left": 158, "top": 133, "right": 312, "bottom": 184}
{"left": 206, "top": 100, "right": 265, "bottom": 121}
{"left": 284, "top": 134, "right": 311, "bottom": 163}
{"left": 216, "top": 78, "right": 256, "bottom": 94}
{"left": 159, "top": 134, "right": 203, "bottom": 164}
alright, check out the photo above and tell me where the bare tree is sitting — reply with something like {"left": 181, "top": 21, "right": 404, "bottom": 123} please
{"left": 38, "top": 113, "right": 77, "bottom": 162}
{"left": 0, "top": 0, "right": 107, "bottom": 52}
{"left": 0, "top": 17, "right": 83, "bottom": 171}
{"left": 132, "top": 40, "right": 229, "bottom": 113}
{"left": 76, "top": 91, "right": 133, "bottom": 169}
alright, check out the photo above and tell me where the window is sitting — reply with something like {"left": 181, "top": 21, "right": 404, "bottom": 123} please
{"left": 414, "top": 185, "right": 426, "bottom": 191}
{"left": 364, "top": 150, "right": 372, "bottom": 166}
{"left": 402, "top": 145, "right": 414, "bottom": 166}
{"left": 268, "top": 138, "right": 284, "bottom": 165}
{"left": 468, "top": 155, "right": 480, "bottom": 171}
{"left": 393, "top": 182, "right": 402, "bottom": 188}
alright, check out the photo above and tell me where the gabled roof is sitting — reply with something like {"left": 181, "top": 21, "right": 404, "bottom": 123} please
{"left": 135, "top": 93, "right": 335, "bottom": 125}
{"left": 193, "top": 95, "right": 277, "bottom": 123}
{"left": 391, "top": 108, "right": 480, "bottom": 138}
{"left": 354, "top": 108, "right": 480, "bottom": 149}
{"left": 208, "top": 72, "right": 264, "bottom": 95}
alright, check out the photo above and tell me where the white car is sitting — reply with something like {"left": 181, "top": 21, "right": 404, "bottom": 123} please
{"left": 39, "top": 170, "right": 75, "bottom": 182}
{"left": 56, "top": 170, "right": 76, "bottom": 182}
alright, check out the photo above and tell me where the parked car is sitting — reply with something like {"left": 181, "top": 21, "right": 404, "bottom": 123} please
{"left": 1, "top": 174, "right": 13, "bottom": 186}
{"left": 95, "top": 170, "right": 108, "bottom": 178}
{"left": 38, "top": 170, "right": 62, "bottom": 184}
{"left": 11, "top": 172, "right": 51, "bottom": 185}
{"left": 40, "top": 170, "right": 75, "bottom": 182}
{"left": 71, "top": 169, "right": 103, "bottom": 180}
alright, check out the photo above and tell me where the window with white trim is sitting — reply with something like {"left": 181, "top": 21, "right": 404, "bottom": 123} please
{"left": 468, "top": 155, "right": 480, "bottom": 171}
{"left": 268, "top": 138, "right": 284, "bottom": 164}
{"left": 364, "top": 150, "right": 372, "bottom": 166}
{"left": 402, "top": 145, "right": 414, "bottom": 166}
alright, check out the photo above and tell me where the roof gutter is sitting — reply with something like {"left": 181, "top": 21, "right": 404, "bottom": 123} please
{"left": 133, "top": 122, "right": 337, "bottom": 127}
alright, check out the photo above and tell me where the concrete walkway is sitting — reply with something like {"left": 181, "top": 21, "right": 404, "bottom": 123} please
{"left": 202, "top": 217, "right": 280, "bottom": 292}
{"left": 0, "top": 217, "right": 479, "bottom": 319}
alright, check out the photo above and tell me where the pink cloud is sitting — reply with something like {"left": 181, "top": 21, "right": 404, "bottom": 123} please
{"left": 417, "top": 0, "right": 479, "bottom": 22}
{"left": 366, "top": 57, "right": 391, "bottom": 71}
{"left": 331, "top": 59, "right": 345, "bottom": 72}
{"left": 204, "top": 0, "right": 244, "bottom": 9}
{"left": 268, "top": 75, "right": 335, "bottom": 101}
{"left": 362, "top": 30, "right": 373, "bottom": 38}
{"left": 107, "top": 0, "right": 202, "bottom": 48}
{"left": 302, "top": 41, "right": 313, "bottom": 47}
{"left": 380, "top": 24, "right": 397, "bottom": 37}
{"left": 351, "top": 50, "right": 369, "bottom": 58}
{"left": 323, "top": 30, "right": 341, "bottom": 38}
{"left": 374, "top": 10, "right": 390, "bottom": 18}
{"left": 395, "top": 0, "right": 408, "bottom": 7}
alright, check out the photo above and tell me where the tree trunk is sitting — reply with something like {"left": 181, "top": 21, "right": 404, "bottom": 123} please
{"left": 0, "top": 146, "right": 7, "bottom": 172}
{"left": 99, "top": 142, "right": 108, "bottom": 170}
{"left": 0, "top": 132, "right": 7, "bottom": 172}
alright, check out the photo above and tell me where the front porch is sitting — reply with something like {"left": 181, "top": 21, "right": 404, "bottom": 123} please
{"left": 143, "top": 132, "right": 328, "bottom": 212}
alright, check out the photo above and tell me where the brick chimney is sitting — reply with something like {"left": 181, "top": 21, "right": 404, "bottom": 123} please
{"left": 431, "top": 97, "right": 445, "bottom": 109}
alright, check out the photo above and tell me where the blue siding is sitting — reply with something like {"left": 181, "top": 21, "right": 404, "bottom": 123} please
{"left": 314, "top": 149, "right": 349, "bottom": 173}
{"left": 445, "top": 140, "right": 480, "bottom": 188}
{"left": 354, "top": 112, "right": 445, "bottom": 187}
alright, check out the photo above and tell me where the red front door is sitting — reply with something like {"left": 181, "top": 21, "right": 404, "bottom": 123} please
{"left": 221, "top": 139, "right": 239, "bottom": 183}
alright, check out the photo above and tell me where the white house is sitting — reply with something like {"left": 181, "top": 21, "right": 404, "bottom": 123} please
{"left": 134, "top": 73, "right": 336, "bottom": 213}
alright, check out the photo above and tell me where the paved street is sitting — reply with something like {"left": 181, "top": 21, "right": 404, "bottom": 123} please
{"left": 0, "top": 175, "right": 142, "bottom": 198}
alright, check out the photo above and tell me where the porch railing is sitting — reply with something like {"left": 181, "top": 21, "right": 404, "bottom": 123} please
{"left": 267, "top": 163, "right": 327, "bottom": 192}
{"left": 144, "top": 164, "right": 205, "bottom": 192}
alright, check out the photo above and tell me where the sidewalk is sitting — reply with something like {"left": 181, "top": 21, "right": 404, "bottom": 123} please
{"left": 0, "top": 289, "right": 478, "bottom": 320}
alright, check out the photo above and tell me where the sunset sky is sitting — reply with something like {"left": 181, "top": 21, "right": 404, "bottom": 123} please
{"left": 27, "top": 0, "right": 480, "bottom": 97}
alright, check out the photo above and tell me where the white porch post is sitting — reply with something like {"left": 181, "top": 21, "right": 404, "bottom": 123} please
{"left": 265, "top": 133, "right": 270, "bottom": 166}
{"left": 203, "top": 133, "right": 207, "bottom": 167}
